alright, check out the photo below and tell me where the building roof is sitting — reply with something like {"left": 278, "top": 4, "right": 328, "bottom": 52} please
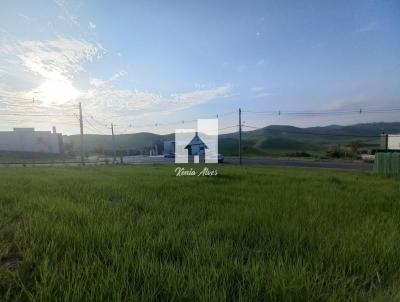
{"left": 185, "top": 132, "right": 208, "bottom": 149}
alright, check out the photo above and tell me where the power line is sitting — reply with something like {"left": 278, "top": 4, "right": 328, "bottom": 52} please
{"left": 83, "top": 117, "right": 107, "bottom": 135}
{"left": 243, "top": 108, "right": 400, "bottom": 117}
{"left": 0, "top": 112, "right": 75, "bottom": 117}
{"left": 108, "top": 106, "right": 400, "bottom": 131}
{"left": 0, "top": 95, "right": 77, "bottom": 107}
{"left": 0, "top": 101, "right": 76, "bottom": 110}
{"left": 104, "top": 111, "right": 236, "bottom": 130}
{"left": 0, "top": 118, "right": 78, "bottom": 126}
{"left": 81, "top": 109, "right": 110, "bottom": 129}
{"left": 0, "top": 103, "right": 399, "bottom": 136}
{"left": 219, "top": 125, "right": 238, "bottom": 131}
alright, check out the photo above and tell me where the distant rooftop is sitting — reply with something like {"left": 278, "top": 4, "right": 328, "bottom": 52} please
{"left": 13, "top": 128, "right": 35, "bottom": 132}
{"left": 8, "top": 127, "right": 58, "bottom": 134}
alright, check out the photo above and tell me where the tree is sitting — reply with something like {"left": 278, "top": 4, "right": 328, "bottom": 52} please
{"left": 347, "top": 140, "right": 362, "bottom": 156}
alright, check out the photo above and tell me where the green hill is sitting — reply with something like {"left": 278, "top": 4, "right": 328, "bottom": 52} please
{"left": 219, "top": 122, "right": 400, "bottom": 156}
{"left": 63, "top": 122, "right": 400, "bottom": 157}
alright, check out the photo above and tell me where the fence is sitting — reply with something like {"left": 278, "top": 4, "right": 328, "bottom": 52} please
{"left": 373, "top": 152, "right": 400, "bottom": 175}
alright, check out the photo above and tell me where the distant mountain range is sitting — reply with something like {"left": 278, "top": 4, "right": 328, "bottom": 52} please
{"left": 64, "top": 122, "right": 400, "bottom": 157}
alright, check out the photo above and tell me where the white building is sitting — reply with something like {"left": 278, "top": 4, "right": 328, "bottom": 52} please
{"left": 387, "top": 134, "right": 400, "bottom": 150}
{"left": 381, "top": 133, "right": 400, "bottom": 150}
{"left": 0, "top": 127, "right": 63, "bottom": 154}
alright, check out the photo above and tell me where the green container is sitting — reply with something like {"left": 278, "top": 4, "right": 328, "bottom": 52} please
{"left": 374, "top": 152, "right": 400, "bottom": 175}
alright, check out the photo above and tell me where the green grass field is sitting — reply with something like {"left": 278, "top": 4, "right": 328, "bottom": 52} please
{"left": 0, "top": 165, "right": 399, "bottom": 301}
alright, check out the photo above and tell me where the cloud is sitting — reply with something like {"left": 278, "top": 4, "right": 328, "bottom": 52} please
{"left": 108, "top": 70, "right": 126, "bottom": 82}
{"left": 89, "top": 21, "right": 96, "bottom": 29}
{"left": 169, "top": 85, "right": 234, "bottom": 109}
{"left": 53, "top": 0, "right": 80, "bottom": 26}
{"left": 322, "top": 95, "right": 367, "bottom": 111}
{"left": 251, "top": 86, "right": 274, "bottom": 98}
{"left": 0, "top": 37, "right": 105, "bottom": 104}
{"left": 256, "top": 59, "right": 269, "bottom": 66}
{"left": 1, "top": 37, "right": 104, "bottom": 81}
{"left": 251, "top": 86, "right": 265, "bottom": 92}
{"left": 80, "top": 84, "right": 234, "bottom": 114}
{"left": 88, "top": 70, "right": 126, "bottom": 88}
{"left": 17, "top": 13, "right": 35, "bottom": 22}
{"left": 89, "top": 78, "right": 105, "bottom": 88}
{"left": 1, "top": 35, "right": 231, "bottom": 113}
{"left": 254, "top": 92, "right": 274, "bottom": 98}
{"left": 355, "top": 21, "right": 377, "bottom": 33}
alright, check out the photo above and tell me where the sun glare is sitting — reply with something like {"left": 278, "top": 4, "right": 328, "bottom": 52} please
{"left": 33, "top": 79, "right": 81, "bottom": 105}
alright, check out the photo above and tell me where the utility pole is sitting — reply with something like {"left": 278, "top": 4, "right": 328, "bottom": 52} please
{"left": 78, "top": 102, "right": 84, "bottom": 165}
{"left": 111, "top": 123, "right": 116, "bottom": 163}
{"left": 239, "top": 107, "right": 242, "bottom": 165}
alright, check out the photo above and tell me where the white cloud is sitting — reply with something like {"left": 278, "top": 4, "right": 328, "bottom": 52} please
{"left": 17, "top": 13, "right": 34, "bottom": 22}
{"left": 88, "top": 70, "right": 126, "bottom": 89}
{"left": 251, "top": 86, "right": 265, "bottom": 92}
{"left": 0, "top": 37, "right": 105, "bottom": 104}
{"left": 53, "top": 0, "right": 80, "bottom": 26}
{"left": 33, "top": 79, "right": 82, "bottom": 105}
{"left": 169, "top": 85, "right": 234, "bottom": 109}
{"left": 80, "top": 84, "right": 234, "bottom": 114}
{"left": 254, "top": 92, "right": 274, "bottom": 98}
{"left": 89, "top": 78, "right": 106, "bottom": 88}
{"left": 250, "top": 86, "right": 274, "bottom": 98}
{"left": 2, "top": 37, "right": 104, "bottom": 81}
{"left": 256, "top": 59, "right": 268, "bottom": 66}
{"left": 108, "top": 70, "right": 126, "bottom": 82}
{"left": 82, "top": 87, "right": 162, "bottom": 111}
{"left": 0, "top": 28, "right": 235, "bottom": 133}
{"left": 322, "top": 95, "right": 366, "bottom": 111}
{"left": 0, "top": 35, "right": 231, "bottom": 113}
{"left": 356, "top": 21, "right": 377, "bottom": 33}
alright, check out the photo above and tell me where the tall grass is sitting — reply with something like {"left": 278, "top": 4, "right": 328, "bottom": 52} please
{"left": 0, "top": 165, "right": 399, "bottom": 301}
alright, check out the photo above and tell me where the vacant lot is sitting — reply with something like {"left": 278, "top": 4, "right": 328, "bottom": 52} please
{"left": 0, "top": 165, "right": 399, "bottom": 301}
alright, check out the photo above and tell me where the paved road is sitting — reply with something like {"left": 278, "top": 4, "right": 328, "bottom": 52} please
{"left": 0, "top": 155, "right": 172, "bottom": 167}
{"left": 0, "top": 155, "right": 373, "bottom": 171}
{"left": 224, "top": 157, "right": 373, "bottom": 171}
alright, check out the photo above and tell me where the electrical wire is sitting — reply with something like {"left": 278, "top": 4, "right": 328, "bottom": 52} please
{"left": 243, "top": 108, "right": 400, "bottom": 117}
{"left": 0, "top": 94, "right": 77, "bottom": 108}
{"left": 0, "top": 112, "right": 76, "bottom": 117}
{"left": 1, "top": 101, "right": 399, "bottom": 135}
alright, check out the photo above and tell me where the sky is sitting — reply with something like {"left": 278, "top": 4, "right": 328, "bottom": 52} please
{"left": 0, "top": 0, "right": 399, "bottom": 135}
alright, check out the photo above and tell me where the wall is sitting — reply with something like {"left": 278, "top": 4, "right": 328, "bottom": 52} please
{"left": 387, "top": 135, "right": 400, "bottom": 150}
{"left": 0, "top": 128, "right": 63, "bottom": 154}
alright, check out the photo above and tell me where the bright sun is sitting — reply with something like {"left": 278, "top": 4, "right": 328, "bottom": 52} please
{"left": 33, "top": 79, "right": 81, "bottom": 105}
